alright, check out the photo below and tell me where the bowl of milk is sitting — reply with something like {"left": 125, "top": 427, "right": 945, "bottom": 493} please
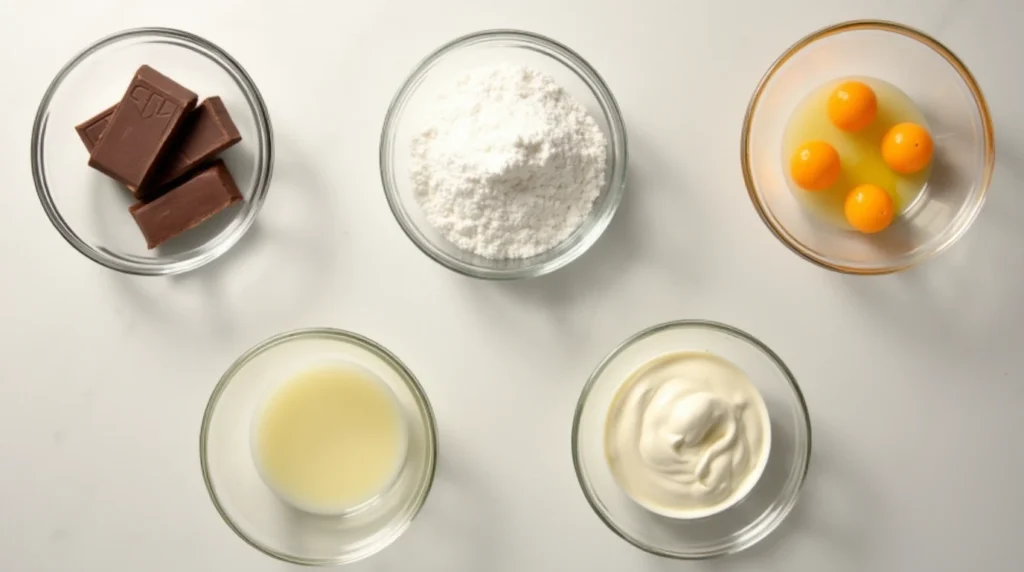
{"left": 201, "top": 328, "right": 437, "bottom": 565}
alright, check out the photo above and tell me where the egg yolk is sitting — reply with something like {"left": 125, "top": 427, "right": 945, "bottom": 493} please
{"left": 882, "top": 122, "right": 934, "bottom": 174}
{"left": 844, "top": 184, "right": 894, "bottom": 234}
{"left": 827, "top": 81, "right": 877, "bottom": 133}
{"left": 790, "top": 140, "right": 840, "bottom": 191}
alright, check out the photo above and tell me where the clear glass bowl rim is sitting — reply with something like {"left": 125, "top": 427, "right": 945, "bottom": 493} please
{"left": 379, "top": 28, "right": 629, "bottom": 280}
{"left": 740, "top": 19, "right": 995, "bottom": 275}
{"left": 571, "top": 319, "right": 813, "bottom": 559}
{"left": 31, "top": 26, "right": 275, "bottom": 276}
{"left": 199, "top": 327, "right": 439, "bottom": 566}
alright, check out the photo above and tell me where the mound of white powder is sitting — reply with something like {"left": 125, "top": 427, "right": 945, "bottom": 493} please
{"left": 411, "top": 64, "right": 608, "bottom": 260}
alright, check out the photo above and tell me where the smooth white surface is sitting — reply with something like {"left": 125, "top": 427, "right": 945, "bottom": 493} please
{"left": 0, "top": 0, "right": 1021, "bottom": 570}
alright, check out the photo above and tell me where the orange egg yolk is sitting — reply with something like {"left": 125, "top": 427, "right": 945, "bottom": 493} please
{"left": 828, "top": 81, "right": 878, "bottom": 133}
{"left": 790, "top": 140, "right": 841, "bottom": 191}
{"left": 844, "top": 184, "right": 894, "bottom": 234}
{"left": 882, "top": 122, "right": 934, "bottom": 174}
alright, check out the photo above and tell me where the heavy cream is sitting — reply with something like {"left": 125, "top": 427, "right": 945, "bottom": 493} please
{"left": 604, "top": 351, "right": 770, "bottom": 518}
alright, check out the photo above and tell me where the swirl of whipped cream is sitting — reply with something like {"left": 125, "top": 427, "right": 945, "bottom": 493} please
{"left": 605, "top": 352, "right": 770, "bottom": 518}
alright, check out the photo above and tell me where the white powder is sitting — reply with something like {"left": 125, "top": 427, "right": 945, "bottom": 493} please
{"left": 411, "top": 64, "right": 608, "bottom": 259}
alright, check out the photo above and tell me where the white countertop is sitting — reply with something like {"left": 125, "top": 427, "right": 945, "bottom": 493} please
{"left": 2, "top": 0, "right": 1022, "bottom": 570}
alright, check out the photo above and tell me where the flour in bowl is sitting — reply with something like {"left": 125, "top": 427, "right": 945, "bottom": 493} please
{"left": 411, "top": 64, "right": 608, "bottom": 259}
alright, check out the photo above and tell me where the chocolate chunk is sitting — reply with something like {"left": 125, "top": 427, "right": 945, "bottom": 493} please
{"left": 78, "top": 97, "right": 242, "bottom": 190}
{"left": 88, "top": 65, "right": 198, "bottom": 194}
{"left": 74, "top": 104, "right": 117, "bottom": 150}
{"left": 130, "top": 160, "right": 243, "bottom": 249}
{"left": 156, "top": 97, "right": 242, "bottom": 187}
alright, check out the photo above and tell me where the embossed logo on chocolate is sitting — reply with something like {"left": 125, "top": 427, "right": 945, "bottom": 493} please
{"left": 84, "top": 121, "right": 108, "bottom": 145}
{"left": 130, "top": 86, "right": 178, "bottom": 119}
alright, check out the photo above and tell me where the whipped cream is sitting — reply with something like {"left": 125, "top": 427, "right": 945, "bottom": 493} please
{"left": 604, "top": 352, "right": 770, "bottom": 518}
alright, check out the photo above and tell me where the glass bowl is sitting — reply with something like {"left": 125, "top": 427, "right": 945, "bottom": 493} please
{"left": 200, "top": 328, "right": 438, "bottom": 566}
{"left": 380, "top": 29, "right": 628, "bottom": 280}
{"left": 741, "top": 20, "right": 994, "bottom": 274}
{"left": 572, "top": 320, "right": 811, "bottom": 559}
{"left": 32, "top": 27, "right": 274, "bottom": 276}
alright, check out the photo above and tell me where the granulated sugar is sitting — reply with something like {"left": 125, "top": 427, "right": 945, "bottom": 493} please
{"left": 411, "top": 64, "right": 608, "bottom": 259}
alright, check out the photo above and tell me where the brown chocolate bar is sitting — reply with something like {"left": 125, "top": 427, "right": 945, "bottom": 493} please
{"left": 157, "top": 97, "right": 242, "bottom": 186}
{"left": 77, "top": 97, "right": 242, "bottom": 190}
{"left": 89, "top": 65, "right": 198, "bottom": 193}
{"left": 75, "top": 104, "right": 116, "bottom": 150}
{"left": 130, "top": 160, "right": 243, "bottom": 249}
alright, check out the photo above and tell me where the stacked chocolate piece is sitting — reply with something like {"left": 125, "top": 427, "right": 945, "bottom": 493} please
{"left": 76, "top": 65, "right": 244, "bottom": 249}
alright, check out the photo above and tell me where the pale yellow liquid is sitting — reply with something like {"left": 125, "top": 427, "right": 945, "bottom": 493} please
{"left": 782, "top": 76, "right": 931, "bottom": 228}
{"left": 252, "top": 364, "right": 406, "bottom": 514}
